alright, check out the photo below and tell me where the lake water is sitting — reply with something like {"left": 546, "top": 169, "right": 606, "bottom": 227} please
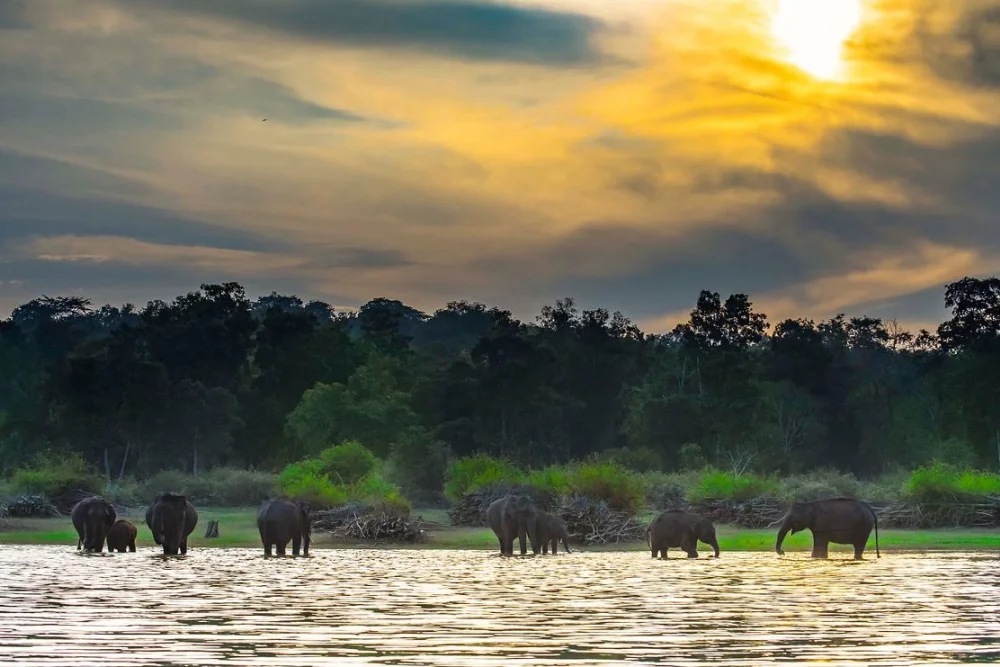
{"left": 0, "top": 547, "right": 998, "bottom": 666}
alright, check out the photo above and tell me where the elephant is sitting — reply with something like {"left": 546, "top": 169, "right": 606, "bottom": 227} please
{"left": 105, "top": 519, "right": 138, "bottom": 553}
{"left": 486, "top": 494, "right": 540, "bottom": 556}
{"left": 71, "top": 496, "right": 117, "bottom": 553}
{"left": 537, "top": 511, "right": 572, "bottom": 554}
{"left": 775, "top": 497, "right": 880, "bottom": 560}
{"left": 257, "top": 498, "right": 312, "bottom": 557}
{"left": 647, "top": 509, "right": 720, "bottom": 559}
{"left": 145, "top": 493, "right": 198, "bottom": 555}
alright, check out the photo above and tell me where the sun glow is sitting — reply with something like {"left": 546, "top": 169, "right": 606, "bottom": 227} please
{"left": 770, "top": 0, "right": 863, "bottom": 80}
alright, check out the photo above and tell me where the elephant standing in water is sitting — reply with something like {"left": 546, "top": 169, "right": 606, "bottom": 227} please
{"left": 257, "top": 498, "right": 311, "bottom": 557}
{"left": 486, "top": 495, "right": 540, "bottom": 556}
{"left": 146, "top": 493, "right": 198, "bottom": 555}
{"left": 775, "top": 497, "right": 879, "bottom": 559}
{"left": 647, "top": 509, "right": 720, "bottom": 559}
{"left": 71, "top": 496, "right": 117, "bottom": 553}
{"left": 106, "top": 519, "right": 138, "bottom": 552}
{"left": 537, "top": 512, "right": 572, "bottom": 554}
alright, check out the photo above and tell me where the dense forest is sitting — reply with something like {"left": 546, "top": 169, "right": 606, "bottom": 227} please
{"left": 1, "top": 276, "right": 999, "bottom": 498}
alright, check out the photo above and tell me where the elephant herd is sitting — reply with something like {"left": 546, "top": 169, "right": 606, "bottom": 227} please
{"left": 488, "top": 495, "right": 880, "bottom": 560}
{"left": 71, "top": 493, "right": 312, "bottom": 557}
{"left": 71, "top": 492, "right": 879, "bottom": 561}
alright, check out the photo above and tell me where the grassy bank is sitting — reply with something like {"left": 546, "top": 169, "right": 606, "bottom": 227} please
{"left": 2, "top": 507, "right": 998, "bottom": 552}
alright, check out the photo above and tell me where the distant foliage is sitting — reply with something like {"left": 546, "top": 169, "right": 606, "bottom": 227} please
{"left": 903, "top": 462, "right": 1000, "bottom": 502}
{"left": 564, "top": 460, "right": 645, "bottom": 514}
{"left": 443, "top": 455, "right": 526, "bottom": 503}
{"left": 10, "top": 452, "right": 104, "bottom": 499}
{"left": 315, "top": 441, "right": 381, "bottom": 486}
{"left": 686, "top": 469, "right": 780, "bottom": 503}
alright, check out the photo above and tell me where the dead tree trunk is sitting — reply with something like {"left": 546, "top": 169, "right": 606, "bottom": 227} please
{"left": 204, "top": 519, "right": 219, "bottom": 538}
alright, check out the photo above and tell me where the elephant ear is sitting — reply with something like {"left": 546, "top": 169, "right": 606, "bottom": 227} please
{"left": 297, "top": 500, "right": 311, "bottom": 516}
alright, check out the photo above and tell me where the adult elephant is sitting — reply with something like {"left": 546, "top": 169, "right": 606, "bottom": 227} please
{"left": 647, "top": 509, "right": 720, "bottom": 559}
{"left": 71, "top": 496, "right": 116, "bottom": 553}
{"left": 486, "top": 495, "right": 540, "bottom": 556}
{"left": 775, "top": 497, "right": 879, "bottom": 560}
{"left": 106, "top": 519, "right": 138, "bottom": 553}
{"left": 537, "top": 511, "right": 572, "bottom": 554}
{"left": 146, "top": 493, "right": 198, "bottom": 555}
{"left": 257, "top": 498, "right": 311, "bottom": 557}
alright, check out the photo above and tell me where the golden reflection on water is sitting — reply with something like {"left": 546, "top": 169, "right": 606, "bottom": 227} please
{"left": 0, "top": 548, "right": 998, "bottom": 665}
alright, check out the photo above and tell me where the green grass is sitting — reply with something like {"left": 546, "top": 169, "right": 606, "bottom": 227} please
{"left": 3, "top": 507, "right": 999, "bottom": 551}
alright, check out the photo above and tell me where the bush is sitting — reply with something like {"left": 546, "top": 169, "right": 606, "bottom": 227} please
{"left": 687, "top": 469, "right": 780, "bottom": 503}
{"left": 315, "top": 441, "right": 381, "bottom": 486}
{"left": 600, "top": 447, "right": 663, "bottom": 473}
{"left": 11, "top": 452, "right": 104, "bottom": 499}
{"left": 138, "top": 470, "right": 191, "bottom": 503}
{"left": 385, "top": 434, "right": 450, "bottom": 496}
{"left": 904, "top": 462, "right": 1000, "bottom": 502}
{"left": 277, "top": 460, "right": 348, "bottom": 507}
{"left": 352, "top": 472, "right": 411, "bottom": 514}
{"left": 196, "top": 468, "right": 277, "bottom": 506}
{"left": 641, "top": 471, "right": 690, "bottom": 508}
{"left": 527, "top": 466, "right": 572, "bottom": 497}
{"left": 444, "top": 455, "right": 526, "bottom": 503}
{"left": 779, "top": 469, "right": 862, "bottom": 502}
{"left": 565, "top": 460, "right": 644, "bottom": 514}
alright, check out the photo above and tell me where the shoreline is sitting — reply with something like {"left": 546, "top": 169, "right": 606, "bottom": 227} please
{"left": 2, "top": 507, "right": 998, "bottom": 552}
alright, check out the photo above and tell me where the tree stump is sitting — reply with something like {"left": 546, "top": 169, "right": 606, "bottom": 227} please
{"left": 204, "top": 519, "right": 219, "bottom": 538}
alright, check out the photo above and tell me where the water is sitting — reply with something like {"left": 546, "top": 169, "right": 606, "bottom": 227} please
{"left": 0, "top": 547, "right": 998, "bottom": 666}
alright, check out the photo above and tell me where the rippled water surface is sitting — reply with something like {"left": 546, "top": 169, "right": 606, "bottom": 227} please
{"left": 1, "top": 547, "right": 999, "bottom": 665}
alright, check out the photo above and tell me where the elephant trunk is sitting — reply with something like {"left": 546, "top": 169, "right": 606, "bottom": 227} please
{"left": 775, "top": 517, "right": 791, "bottom": 556}
{"left": 527, "top": 516, "right": 539, "bottom": 554}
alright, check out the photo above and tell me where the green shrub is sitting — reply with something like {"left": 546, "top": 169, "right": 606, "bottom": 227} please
{"left": 904, "top": 462, "right": 1000, "bottom": 502}
{"left": 352, "top": 471, "right": 412, "bottom": 514}
{"left": 641, "top": 471, "right": 690, "bottom": 508}
{"left": 444, "top": 455, "right": 526, "bottom": 502}
{"left": 779, "top": 469, "right": 862, "bottom": 502}
{"left": 277, "top": 460, "right": 347, "bottom": 507}
{"left": 687, "top": 469, "right": 780, "bottom": 503}
{"left": 316, "top": 441, "right": 381, "bottom": 486}
{"left": 103, "top": 479, "right": 142, "bottom": 507}
{"left": 565, "top": 460, "right": 644, "bottom": 514}
{"left": 385, "top": 434, "right": 450, "bottom": 495}
{"left": 200, "top": 468, "right": 276, "bottom": 506}
{"left": 139, "top": 470, "right": 191, "bottom": 502}
{"left": 11, "top": 452, "right": 104, "bottom": 499}
{"left": 527, "top": 466, "right": 572, "bottom": 497}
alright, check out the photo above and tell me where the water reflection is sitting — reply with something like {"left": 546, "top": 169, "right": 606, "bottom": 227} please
{"left": 0, "top": 548, "right": 998, "bottom": 665}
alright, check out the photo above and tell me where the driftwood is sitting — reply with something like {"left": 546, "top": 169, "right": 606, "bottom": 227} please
{"left": 312, "top": 504, "right": 427, "bottom": 543}
{"left": 1, "top": 495, "right": 61, "bottom": 518}
{"left": 875, "top": 500, "right": 1000, "bottom": 529}
{"left": 556, "top": 495, "right": 647, "bottom": 545}
{"left": 203, "top": 519, "right": 220, "bottom": 538}
{"left": 691, "top": 498, "right": 788, "bottom": 529}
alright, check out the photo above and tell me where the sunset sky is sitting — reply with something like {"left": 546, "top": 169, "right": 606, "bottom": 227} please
{"left": 1, "top": 0, "right": 998, "bottom": 332}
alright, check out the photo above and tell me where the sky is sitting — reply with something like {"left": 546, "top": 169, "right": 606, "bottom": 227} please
{"left": 1, "top": 0, "right": 999, "bottom": 333}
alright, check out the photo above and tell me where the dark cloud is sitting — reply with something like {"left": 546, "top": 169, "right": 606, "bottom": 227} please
{"left": 0, "top": 0, "right": 28, "bottom": 29}
{"left": 122, "top": 0, "right": 608, "bottom": 66}
{"left": 911, "top": 1, "right": 1000, "bottom": 88}
{"left": 301, "top": 247, "right": 412, "bottom": 270}
{"left": 0, "top": 184, "right": 285, "bottom": 253}
{"left": 849, "top": 284, "right": 952, "bottom": 328}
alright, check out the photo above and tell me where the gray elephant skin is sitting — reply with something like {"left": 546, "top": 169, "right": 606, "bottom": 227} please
{"left": 647, "top": 509, "right": 720, "bottom": 559}
{"left": 106, "top": 519, "right": 138, "bottom": 552}
{"left": 486, "top": 495, "right": 540, "bottom": 556}
{"left": 71, "top": 496, "right": 117, "bottom": 553}
{"left": 775, "top": 497, "right": 880, "bottom": 559}
{"left": 146, "top": 493, "right": 198, "bottom": 555}
{"left": 537, "top": 511, "right": 572, "bottom": 554}
{"left": 257, "top": 498, "right": 312, "bottom": 556}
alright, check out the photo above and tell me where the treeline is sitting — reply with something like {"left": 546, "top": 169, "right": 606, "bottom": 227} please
{"left": 1, "top": 277, "right": 1000, "bottom": 495}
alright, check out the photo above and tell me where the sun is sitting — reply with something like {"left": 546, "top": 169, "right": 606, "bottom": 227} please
{"left": 770, "top": 0, "right": 863, "bottom": 80}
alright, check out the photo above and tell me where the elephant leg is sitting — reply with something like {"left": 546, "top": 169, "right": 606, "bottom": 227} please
{"left": 129, "top": 540, "right": 136, "bottom": 553}
{"left": 660, "top": 548, "right": 669, "bottom": 560}
{"left": 811, "top": 537, "right": 829, "bottom": 558}
{"left": 853, "top": 542, "right": 866, "bottom": 560}
{"left": 496, "top": 535, "right": 504, "bottom": 555}
{"left": 264, "top": 540, "right": 273, "bottom": 557}
{"left": 518, "top": 527, "right": 527, "bottom": 555}
{"left": 277, "top": 540, "right": 288, "bottom": 556}
{"left": 292, "top": 535, "right": 302, "bottom": 556}
{"left": 180, "top": 539, "right": 188, "bottom": 555}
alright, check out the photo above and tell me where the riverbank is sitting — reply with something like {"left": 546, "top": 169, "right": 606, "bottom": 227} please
{"left": 1, "top": 507, "right": 998, "bottom": 552}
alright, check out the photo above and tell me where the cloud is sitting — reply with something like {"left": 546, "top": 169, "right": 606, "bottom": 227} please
{"left": 0, "top": 1, "right": 28, "bottom": 29}
{"left": 118, "top": 0, "right": 610, "bottom": 67}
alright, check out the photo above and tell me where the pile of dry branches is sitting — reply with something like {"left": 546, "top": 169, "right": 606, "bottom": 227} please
{"left": 556, "top": 494, "right": 647, "bottom": 544}
{"left": 312, "top": 503, "right": 427, "bottom": 543}
{"left": 876, "top": 500, "right": 1000, "bottom": 529}
{"left": 1, "top": 495, "right": 61, "bottom": 518}
{"left": 692, "top": 498, "right": 788, "bottom": 528}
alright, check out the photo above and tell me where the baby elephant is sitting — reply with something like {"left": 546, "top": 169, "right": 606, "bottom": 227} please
{"left": 537, "top": 512, "right": 572, "bottom": 554}
{"left": 106, "top": 519, "right": 138, "bottom": 553}
{"left": 648, "top": 509, "right": 720, "bottom": 559}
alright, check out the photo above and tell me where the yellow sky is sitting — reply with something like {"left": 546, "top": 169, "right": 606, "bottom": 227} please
{"left": 1, "top": 0, "right": 998, "bottom": 330}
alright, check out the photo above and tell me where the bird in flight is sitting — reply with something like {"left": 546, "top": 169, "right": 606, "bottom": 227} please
{"left": 261, "top": 118, "right": 267, "bottom": 122}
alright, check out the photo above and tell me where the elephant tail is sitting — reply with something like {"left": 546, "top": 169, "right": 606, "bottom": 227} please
{"left": 863, "top": 501, "right": 880, "bottom": 559}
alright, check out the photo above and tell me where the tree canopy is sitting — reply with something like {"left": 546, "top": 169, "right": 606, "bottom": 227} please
{"left": 2, "top": 277, "right": 998, "bottom": 486}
